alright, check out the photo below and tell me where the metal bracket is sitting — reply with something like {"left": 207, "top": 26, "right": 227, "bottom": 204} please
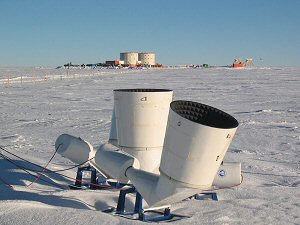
{"left": 71, "top": 166, "right": 97, "bottom": 190}
{"left": 114, "top": 186, "right": 176, "bottom": 222}
{"left": 194, "top": 192, "right": 219, "bottom": 201}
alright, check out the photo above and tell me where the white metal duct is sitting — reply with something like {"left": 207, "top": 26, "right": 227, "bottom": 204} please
{"left": 125, "top": 100, "right": 239, "bottom": 207}
{"left": 159, "top": 100, "right": 239, "bottom": 189}
{"left": 113, "top": 89, "right": 173, "bottom": 172}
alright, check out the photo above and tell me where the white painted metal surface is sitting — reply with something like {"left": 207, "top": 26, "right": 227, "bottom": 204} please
{"left": 159, "top": 100, "right": 239, "bottom": 189}
{"left": 108, "top": 106, "right": 118, "bottom": 145}
{"left": 212, "top": 162, "right": 242, "bottom": 187}
{"left": 121, "top": 147, "right": 162, "bottom": 173}
{"left": 113, "top": 89, "right": 173, "bottom": 172}
{"left": 93, "top": 143, "right": 140, "bottom": 183}
{"left": 126, "top": 167, "right": 201, "bottom": 207}
{"left": 114, "top": 89, "right": 173, "bottom": 148}
{"left": 126, "top": 100, "right": 239, "bottom": 207}
{"left": 55, "top": 134, "right": 94, "bottom": 164}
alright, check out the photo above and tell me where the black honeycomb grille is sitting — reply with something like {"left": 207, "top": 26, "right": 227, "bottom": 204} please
{"left": 171, "top": 100, "right": 238, "bottom": 129}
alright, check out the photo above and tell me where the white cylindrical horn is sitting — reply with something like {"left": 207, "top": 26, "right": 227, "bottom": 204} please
{"left": 113, "top": 89, "right": 173, "bottom": 172}
{"left": 114, "top": 89, "right": 173, "bottom": 148}
{"left": 126, "top": 100, "right": 239, "bottom": 207}
{"left": 159, "top": 100, "right": 239, "bottom": 189}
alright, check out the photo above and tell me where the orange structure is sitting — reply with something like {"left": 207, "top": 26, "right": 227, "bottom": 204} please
{"left": 232, "top": 59, "right": 246, "bottom": 68}
{"left": 233, "top": 62, "right": 245, "bottom": 68}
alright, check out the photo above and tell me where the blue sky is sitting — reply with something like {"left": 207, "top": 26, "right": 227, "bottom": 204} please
{"left": 0, "top": 0, "right": 299, "bottom": 67}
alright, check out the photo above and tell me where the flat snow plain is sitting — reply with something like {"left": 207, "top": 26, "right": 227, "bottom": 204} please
{"left": 0, "top": 67, "right": 299, "bottom": 225}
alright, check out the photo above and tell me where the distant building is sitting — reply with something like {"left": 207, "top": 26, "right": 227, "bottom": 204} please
{"left": 105, "top": 60, "right": 123, "bottom": 66}
{"left": 120, "top": 52, "right": 156, "bottom": 66}
{"left": 120, "top": 52, "right": 139, "bottom": 66}
{"left": 138, "top": 52, "right": 156, "bottom": 66}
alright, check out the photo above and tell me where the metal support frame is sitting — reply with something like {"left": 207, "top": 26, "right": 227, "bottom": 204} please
{"left": 194, "top": 192, "right": 218, "bottom": 201}
{"left": 71, "top": 166, "right": 215, "bottom": 222}
{"left": 71, "top": 166, "right": 132, "bottom": 190}
{"left": 107, "top": 181, "right": 130, "bottom": 189}
{"left": 114, "top": 186, "right": 175, "bottom": 222}
{"left": 72, "top": 166, "right": 97, "bottom": 190}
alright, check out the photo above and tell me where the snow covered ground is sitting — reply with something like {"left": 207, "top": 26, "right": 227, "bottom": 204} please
{"left": 0, "top": 67, "right": 299, "bottom": 224}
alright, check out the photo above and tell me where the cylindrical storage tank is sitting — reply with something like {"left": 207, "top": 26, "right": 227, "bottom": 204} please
{"left": 55, "top": 134, "right": 94, "bottom": 164}
{"left": 138, "top": 52, "right": 156, "bottom": 66}
{"left": 120, "top": 52, "right": 138, "bottom": 66}
{"left": 114, "top": 89, "right": 173, "bottom": 148}
{"left": 159, "top": 100, "right": 239, "bottom": 189}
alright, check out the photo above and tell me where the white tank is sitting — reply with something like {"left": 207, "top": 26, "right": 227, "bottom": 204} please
{"left": 138, "top": 52, "right": 156, "bottom": 66}
{"left": 114, "top": 89, "right": 173, "bottom": 172}
{"left": 120, "top": 52, "right": 138, "bottom": 65}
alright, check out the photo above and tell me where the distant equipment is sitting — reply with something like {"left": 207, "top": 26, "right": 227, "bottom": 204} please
{"left": 233, "top": 58, "right": 254, "bottom": 68}
{"left": 245, "top": 58, "right": 254, "bottom": 67}
{"left": 233, "top": 58, "right": 245, "bottom": 68}
{"left": 56, "top": 89, "right": 241, "bottom": 222}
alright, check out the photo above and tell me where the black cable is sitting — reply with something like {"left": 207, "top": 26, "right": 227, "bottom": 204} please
{"left": 27, "top": 144, "right": 62, "bottom": 187}
{"left": 0, "top": 152, "right": 65, "bottom": 189}
{"left": 0, "top": 152, "right": 66, "bottom": 190}
{"left": 0, "top": 146, "right": 94, "bottom": 173}
{"left": 0, "top": 146, "right": 115, "bottom": 189}
{"left": 0, "top": 151, "right": 117, "bottom": 189}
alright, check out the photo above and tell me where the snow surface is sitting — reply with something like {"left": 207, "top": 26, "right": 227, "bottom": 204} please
{"left": 0, "top": 67, "right": 299, "bottom": 225}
